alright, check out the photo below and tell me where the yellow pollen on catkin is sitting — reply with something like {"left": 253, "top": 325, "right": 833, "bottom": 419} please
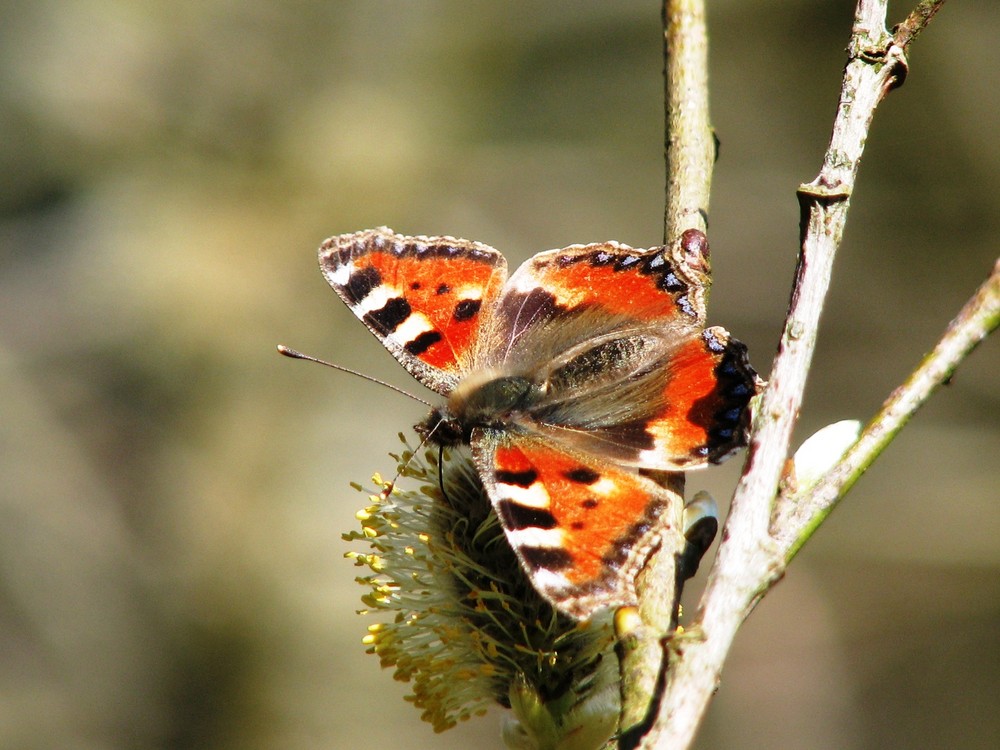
{"left": 346, "top": 438, "right": 617, "bottom": 737}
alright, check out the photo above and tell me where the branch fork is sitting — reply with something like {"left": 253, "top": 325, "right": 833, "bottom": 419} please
{"left": 617, "top": 2, "right": 994, "bottom": 748}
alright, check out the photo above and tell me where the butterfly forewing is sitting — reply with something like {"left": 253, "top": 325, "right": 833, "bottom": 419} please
{"left": 496, "top": 242, "right": 708, "bottom": 345}
{"left": 319, "top": 227, "right": 507, "bottom": 395}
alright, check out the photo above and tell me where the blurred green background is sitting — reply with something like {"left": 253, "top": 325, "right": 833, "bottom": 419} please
{"left": 1, "top": 2, "right": 997, "bottom": 748}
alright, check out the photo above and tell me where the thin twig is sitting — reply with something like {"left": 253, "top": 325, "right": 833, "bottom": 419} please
{"left": 616, "top": 2, "right": 716, "bottom": 740}
{"left": 894, "top": 0, "right": 946, "bottom": 49}
{"left": 777, "top": 258, "right": 999, "bottom": 558}
{"left": 632, "top": 1, "right": 942, "bottom": 747}
{"left": 662, "top": 0, "right": 714, "bottom": 244}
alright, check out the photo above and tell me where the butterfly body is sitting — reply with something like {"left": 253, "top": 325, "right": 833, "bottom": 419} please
{"left": 322, "top": 227, "right": 758, "bottom": 619}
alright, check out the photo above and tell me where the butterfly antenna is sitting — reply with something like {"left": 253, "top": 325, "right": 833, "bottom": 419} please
{"left": 279, "top": 345, "right": 450, "bottom": 501}
{"left": 277, "top": 345, "right": 432, "bottom": 406}
{"left": 278, "top": 344, "right": 458, "bottom": 504}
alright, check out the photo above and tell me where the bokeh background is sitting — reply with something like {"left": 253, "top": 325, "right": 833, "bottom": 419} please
{"left": 2, "top": 1, "right": 997, "bottom": 748}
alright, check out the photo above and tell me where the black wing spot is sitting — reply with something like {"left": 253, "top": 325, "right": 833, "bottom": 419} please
{"left": 564, "top": 467, "right": 600, "bottom": 484}
{"left": 497, "top": 500, "right": 557, "bottom": 531}
{"left": 519, "top": 546, "right": 573, "bottom": 571}
{"left": 436, "top": 283, "right": 451, "bottom": 295}
{"left": 363, "top": 296, "right": 411, "bottom": 333}
{"left": 702, "top": 333, "right": 758, "bottom": 464}
{"left": 404, "top": 330, "right": 443, "bottom": 356}
{"left": 344, "top": 266, "right": 382, "bottom": 304}
{"left": 453, "top": 298, "right": 482, "bottom": 322}
{"left": 495, "top": 468, "right": 538, "bottom": 488}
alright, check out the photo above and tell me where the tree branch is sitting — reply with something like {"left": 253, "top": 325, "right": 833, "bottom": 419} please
{"left": 629, "top": 2, "right": 968, "bottom": 747}
{"left": 894, "top": 0, "right": 946, "bottom": 49}
{"left": 616, "top": 3, "right": 716, "bottom": 740}
{"left": 662, "top": 0, "right": 714, "bottom": 244}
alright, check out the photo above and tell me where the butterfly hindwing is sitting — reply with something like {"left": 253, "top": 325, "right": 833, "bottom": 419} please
{"left": 472, "top": 432, "right": 678, "bottom": 619}
{"left": 642, "top": 326, "right": 756, "bottom": 467}
{"left": 319, "top": 227, "right": 507, "bottom": 394}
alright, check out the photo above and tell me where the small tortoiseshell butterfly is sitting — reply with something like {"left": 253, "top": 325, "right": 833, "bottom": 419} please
{"left": 321, "top": 227, "right": 758, "bottom": 619}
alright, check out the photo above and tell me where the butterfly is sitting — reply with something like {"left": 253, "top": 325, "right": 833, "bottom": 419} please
{"left": 321, "top": 226, "right": 758, "bottom": 619}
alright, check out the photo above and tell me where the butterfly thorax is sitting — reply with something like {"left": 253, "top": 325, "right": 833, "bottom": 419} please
{"left": 418, "top": 369, "right": 542, "bottom": 447}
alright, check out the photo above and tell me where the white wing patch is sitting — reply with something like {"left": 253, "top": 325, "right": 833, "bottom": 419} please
{"left": 496, "top": 482, "right": 551, "bottom": 510}
{"left": 505, "top": 527, "right": 566, "bottom": 549}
